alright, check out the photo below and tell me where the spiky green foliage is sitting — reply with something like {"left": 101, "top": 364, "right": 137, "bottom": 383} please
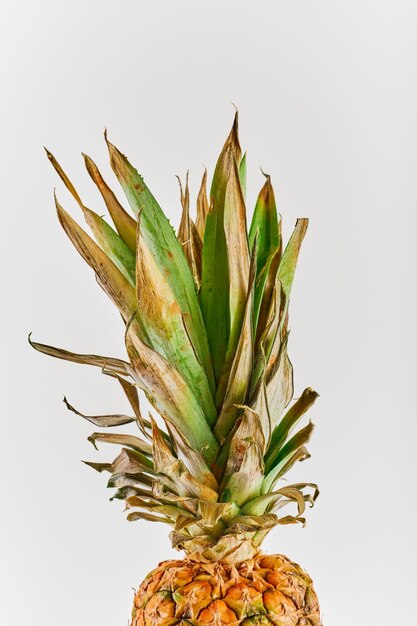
{"left": 32, "top": 115, "right": 318, "bottom": 561}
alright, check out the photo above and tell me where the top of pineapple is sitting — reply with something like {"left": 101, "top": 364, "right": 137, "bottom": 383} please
{"left": 32, "top": 114, "right": 319, "bottom": 565}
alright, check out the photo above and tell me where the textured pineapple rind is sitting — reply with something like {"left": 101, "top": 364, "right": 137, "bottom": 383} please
{"left": 131, "top": 554, "right": 321, "bottom": 626}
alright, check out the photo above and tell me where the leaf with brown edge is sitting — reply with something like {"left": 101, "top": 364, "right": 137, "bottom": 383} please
{"left": 87, "top": 432, "right": 153, "bottom": 461}
{"left": 197, "top": 501, "right": 233, "bottom": 528}
{"left": 99, "top": 367, "right": 153, "bottom": 439}
{"left": 249, "top": 351, "right": 272, "bottom": 452}
{"left": 116, "top": 376, "right": 143, "bottom": 421}
{"left": 249, "top": 174, "right": 280, "bottom": 276}
{"left": 29, "top": 334, "right": 133, "bottom": 377}
{"left": 220, "top": 406, "right": 265, "bottom": 507}
{"left": 135, "top": 224, "right": 216, "bottom": 426}
{"left": 265, "top": 334, "right": 294, "bottom": 431}
{"left": 177, "top": 172, "right": 202, "bottom": 289}
{"left": 201, "top": 112, "right": 242, "bottom": 382}
{"left": 215, "top": 157, "right": 250, "bottom": 407}
{"left": 265, "top": 387, "right": 319, "bottom": 471}
{"left": 226, "top": 513, "right": 279, "bottom": 535}
{"left": 125, "top": 331, "right": 220, "bottom": 466}
{"left": 214, "top": 240, "right": 256, "bottom": 442}
{"left": 126, "top": 511, "right": 173, "bottom": 524}
{"left": 54, "top": 197, "right": 139, "bottom": 325}
{"left": 63, "top": 396, "right": 135, "bottom": 427}
{"left": 110, "top": 486, "right": 155, "bottom": 501}
{"left": 151, "top": 419, "right": 218, "bottom": 502}
{"left": 249, "top": 278, "right": 284, "bottom": 400}
{"left": 277, "top": 218, "right": 308, "bottom": 314}
{"left": 105, "top": 135, "right": 215, "bottom": 393}
{"left": 166, "top": 422, "right": 219, "bottom": 491}
{"left": 195, "top": 168, "right": 209, "bottom": 239}
{"left": 107, "top": 471, "right": 153, "bottom": 489}
{"left": 83, "top": 152, "right": 137, "bottom": 253}
{"left": 46, "top": 151, "right": 136, "bottom": 284}
{"left": 239, "top": 152, "right": 247, "bottom": 200}
{"left": 82, "top": 461, "right": 112, "bottom": 473}
{"left": 253, "top": 247, "right": 280, "bottom": 339}
{"left": 109, "top": 448, "right": 154, "bottom": 476}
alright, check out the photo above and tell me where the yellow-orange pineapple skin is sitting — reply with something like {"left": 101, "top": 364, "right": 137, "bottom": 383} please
{"left": 131, "top": 554, "right": 321, "bottom": 626}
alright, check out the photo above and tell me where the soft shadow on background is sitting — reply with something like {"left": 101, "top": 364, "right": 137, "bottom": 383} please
{"left": 1, "top": 1, "right": 416, "bottom": 624}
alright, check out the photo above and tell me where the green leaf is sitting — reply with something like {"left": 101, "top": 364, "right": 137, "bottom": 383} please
{"left": 265, "top": 388, "right": 318, "bottom": 472}
{"left": 214, "top": 241, "right": 255, "bottom": 441}
{"left": 249, "top": 174, "right": 280, "bottom": 276}
{"left": 125, "top": 331, "right": 220, "bottom": 466}
{"left": 215, "top": 157, "right": 251, "bottom": 408}
{"left": 220, "top": 407, "right": 265, "bottom": 507}
{"left": 242, "top": 483, "right": 318, "bottom": 517}
{"left": 135, "top": 224, "right": 217, "bottom": 426}
{"left": 106, "top": 135, "right": 215, "bottom": 393}
{"left": 253, "top": 247, "right": 280, "bottom": 335}
{"left": 239, "top": 152, "right": 247, "bottom": 200}
{"left": 262, "top": 423, "right": 314, "bottom": 494}
{"left": 264, "top": 337, "right": 294, "bottom": 429}
{"left": 277, "top": 218, "right": 308, "bottom": 308}
{"left": 200, "top": 113, "right": 242, "bottom": 382}
{"left": 268, "top": 421, "right": 314, "bottom": 473}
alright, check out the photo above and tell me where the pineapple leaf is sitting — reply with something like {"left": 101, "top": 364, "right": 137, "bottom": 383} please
{"left": 195, "top": 168, "right": 209, "bottom": 240}
{"left": 63, "top": 396, "right": 136, "bottom": 427}
{"left": 87, "top": 433, "right": 153, "bottom": 460}
{"left": 239, "top": 152, "right": 247, "bottom": 200}
{"left": 264, "top": 337, "right": 294, "bottom": 430}
{"left": 106, "top": 136, "right": 215, "bottom": 393}
{"left": 214, "top": 239, "right": 256, "bottom": 441}
{"left": 83, "top": 152, "right": 137, "bottom": 254}
{"left": 267, "top": 421, "right": 314, "bottom": 473}
{"left": 151, "top": 419, "right": 218, "bottom": 502}
{"left": 110, "top": 448, "right": 155, "bottom": 476}
{"left": 262, "top": 425, "right": 314, "bottom": 495}
{"left": 177, "top": 173, "right": 203, "bottom": 289}
{"left": 242, "top": 482, "right": 318, "bottom": 516}
{"left": 166, "top": 422, "right": 219, "bottom": 491}
{"left": 46, "top": 150, "right": 136, "bottom": 285}
{"left": 265, "top": 388, "right": 319, "bottom": 472}
{"left": 249, "top": 174, "right": 280, "bottom": 276}
{"left": 135, "top": 224, "right": 217, "bottom": 426}
{"left": 200, "top": 113, "right": 242, "bottom": 381}
{"left": 215, "top": 156, "right": 250, "bottom": 407}
{"left": 125, "top": 331, "right": 220, "bottom": 465}
{"left": 253, "top": 247, "right": 280, "bottom": 339}
{"left": 220, "top": 408, "right": 265, "bottom": 507}
{"left": 55, "top": 196, "right": 138, "bottom": 320}
{"left": 277, "top": 218, "right": 308, "bottom": 306}
{"left": 28, "top": 335, "right": 133, "bottom": 377}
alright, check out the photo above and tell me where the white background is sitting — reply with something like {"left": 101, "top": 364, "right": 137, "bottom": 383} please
{"left": 1, "top": 1, "right": 416, "bottom": 624}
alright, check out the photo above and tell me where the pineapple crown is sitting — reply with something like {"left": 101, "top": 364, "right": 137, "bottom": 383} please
{"left": 31, "top": 114, "right": 319, "bottom": 564}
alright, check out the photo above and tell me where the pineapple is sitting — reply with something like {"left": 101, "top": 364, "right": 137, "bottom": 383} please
{"left": 32, "top": 113, "right": 322, "bottom": 625}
